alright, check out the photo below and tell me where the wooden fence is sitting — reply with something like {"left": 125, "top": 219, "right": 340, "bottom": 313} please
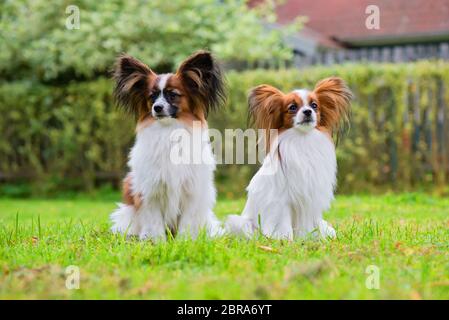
{"left": 241, "top": 42, "right": 449, "bottom": 69}
{"left": 295, "top": 42, "right": 449, "bottom": 67}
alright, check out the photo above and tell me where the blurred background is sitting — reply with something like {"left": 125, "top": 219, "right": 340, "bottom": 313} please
{"left": 1, "top": 0, "right": 448, "bottom": 198}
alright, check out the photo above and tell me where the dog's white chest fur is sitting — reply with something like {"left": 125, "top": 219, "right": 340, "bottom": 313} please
{"left": 111, "top": 120, "right": 221, "bottom": 240}
{"left": 226, "top": 128, "right": 337, "bottom": 239}
{"left": 276, "top": 128, "right": 336, "bottom": 210}
{"left": 130, "top": 121, "right": 205, "bottom": 212}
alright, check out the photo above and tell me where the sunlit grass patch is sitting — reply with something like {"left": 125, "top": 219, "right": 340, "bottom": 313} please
{"left": 0, "top": 193, "right": 448, "bottom": 299}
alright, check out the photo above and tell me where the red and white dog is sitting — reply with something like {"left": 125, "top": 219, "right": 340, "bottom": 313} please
{"left": 110, "top": 51, "right": 226, "bottom": 240}
{"left": 226, "top": 77, "right": 352, "bottom": 240}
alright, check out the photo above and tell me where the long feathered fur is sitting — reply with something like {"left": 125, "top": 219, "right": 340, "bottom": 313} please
{"left": 177, "top": 50, "right": 226, "bottom": 117}
{"left": 248, "top": 85, "right": 284, "bottom": 152}
{"left": 314, "top": 77, "right": 353, "bottom": 140}
{"left": 113, "top": 54, "right": 155, "bottom": 117}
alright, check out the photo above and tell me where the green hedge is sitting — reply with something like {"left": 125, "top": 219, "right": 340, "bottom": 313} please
{"left": 1, "top": 61, "right": 448, "bottom": 196}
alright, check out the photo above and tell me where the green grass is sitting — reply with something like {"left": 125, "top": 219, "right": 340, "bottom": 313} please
{"left": 0, "top": 193, "right": 448, "bottom": 299}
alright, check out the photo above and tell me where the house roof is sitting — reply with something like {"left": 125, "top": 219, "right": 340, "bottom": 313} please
{"left": 251, "top": 0, "right": 449, "bottom": 46}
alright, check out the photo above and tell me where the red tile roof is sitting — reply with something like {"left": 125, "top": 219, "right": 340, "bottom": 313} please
{"left": 251, "top": 0, "right": 449, "bottom": 44}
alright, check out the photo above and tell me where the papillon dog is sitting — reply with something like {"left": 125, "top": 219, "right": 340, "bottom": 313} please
{"left": 226, "top": 77, "right": 352, "bottom": 240}
{"left": 110, "top": 50, "right": 226, "bottom": 241}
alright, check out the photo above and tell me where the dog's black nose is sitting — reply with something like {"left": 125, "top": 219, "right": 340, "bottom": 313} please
{"left": 153, "top": 105, "right": 163, "bottom": 113}
{"left": 303, "top": 109, "right": 312, "bottom": 117}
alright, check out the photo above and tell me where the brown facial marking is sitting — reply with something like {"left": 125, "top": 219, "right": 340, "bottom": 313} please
{"left": 308, "top": 92, "right": 321, "bottom": 125}
{"left": 248, "top": 77, "right": 352, "bottom": 149}
{"left": 282, "top": 92, "right": 304, "bottom": 130}
{"left": 114, "top": 51, "right": 226, "bottom": 131}
{"left": 165, "top": 75, "right": 191, "bottom": 116}
{"left": 138, "top": 74, "right": 206, "bottom": 130}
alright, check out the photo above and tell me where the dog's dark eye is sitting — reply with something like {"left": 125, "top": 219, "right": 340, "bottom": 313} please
{"left": 310, "top": 102, "right": 318, "bottom": 109}
{"left": 167, "top": 91, "right": 179, "bottom": 100}
{"left": 288, "top": 104, "right": 298, "bottom": 113}
{"left": 149, "top": 91, "right": 160, "bottom": 101}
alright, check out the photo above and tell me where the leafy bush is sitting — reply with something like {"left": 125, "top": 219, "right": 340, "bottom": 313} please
{"left": 1, "top": 61, "right": 448, "bottom": 196}
{"left": 0, "top": 0, "right": 297, "bottom": 82}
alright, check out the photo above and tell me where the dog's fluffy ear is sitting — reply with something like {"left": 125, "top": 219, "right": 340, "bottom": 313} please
{"left": 314, "top": 77, "right": 353, "bottom": 136}
{"left": 248, "top": 85, "right": 284, "bottom": 152}
{"left": 113, "top": 54, "right": 156, "bottom": 118}
{"left": 177, "top": 50, "right": 226, "bottom": 118}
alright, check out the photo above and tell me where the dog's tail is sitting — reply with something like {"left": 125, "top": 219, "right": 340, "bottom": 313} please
{"left": 225, "top": 215, "right": 257, "bottom": 238}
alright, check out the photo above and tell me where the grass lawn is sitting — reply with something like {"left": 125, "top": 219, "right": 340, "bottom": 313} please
{"left": 0, "top": 193, "right": 448, "bottom": 299}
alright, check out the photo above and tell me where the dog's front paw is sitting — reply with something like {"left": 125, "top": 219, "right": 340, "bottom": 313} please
{"left": 225, "top": 215, "right": 256, "bottom": 237}
{"left": 208, "top": 224, "right": 225, "bottom": 238}
{"left": 318, "top": 220, "right": 336, "bottom": 239}
{"left": 139, "top": 230, "right": 166, "bottom": 242}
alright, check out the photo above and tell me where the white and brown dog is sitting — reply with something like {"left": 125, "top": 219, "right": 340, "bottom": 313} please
{"left": 226, "top": 77, "right": 352, "bottom": 240}
{"left": 110, "top": 51, "right": 226, "bottom": 241}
